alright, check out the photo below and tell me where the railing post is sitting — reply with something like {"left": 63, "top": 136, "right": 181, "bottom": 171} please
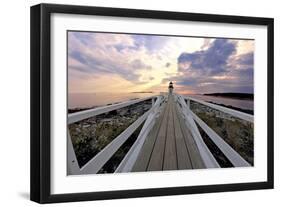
{"left": 67, "top": 130, "right": 81, "bottom": 175}
{"left": 187, "top": 99, "right": 190, "bottom": 109}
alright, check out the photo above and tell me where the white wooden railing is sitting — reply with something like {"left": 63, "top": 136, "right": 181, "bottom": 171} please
{"left": 175, "top": 94, "right": 252, "bottom": 168}
{"left": 68, "top": 93, "right": 253, "bottom": 175}
{"left": 175, "top": 95, "right": 220, "bottom": 168}
{"left": 67, "top": 96, "right": 164, "bottom": 175}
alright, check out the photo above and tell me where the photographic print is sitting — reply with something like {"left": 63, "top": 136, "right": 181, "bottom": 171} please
{"left": 67, "top": 31, "right": 254, "bottom": 175}
{"left": 31, "top": 4, "right": 273, "bottom": 203}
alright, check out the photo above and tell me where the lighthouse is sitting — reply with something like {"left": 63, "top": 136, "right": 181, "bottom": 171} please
{"left": 168, "top": 81, "right": 174, "bottom": 94}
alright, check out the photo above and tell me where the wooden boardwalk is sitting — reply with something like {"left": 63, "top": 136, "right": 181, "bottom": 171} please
{"left": 132, "top": 95, "right": 205, "bottom": 172}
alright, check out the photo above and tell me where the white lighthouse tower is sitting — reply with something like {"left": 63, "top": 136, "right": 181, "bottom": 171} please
{"left": 168, "top": 81, "right": 174, "bottom": 94}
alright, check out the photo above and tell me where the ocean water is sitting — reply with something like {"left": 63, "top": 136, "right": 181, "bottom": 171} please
{"left": 68, "top": 92, "right": 254, "bottom": 110}
{"left": 68, "top": 92, "right": 158, "bottom": 109}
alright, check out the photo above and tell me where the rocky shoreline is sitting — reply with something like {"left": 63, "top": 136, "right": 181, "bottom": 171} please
{"left": 68, "top": 97, "right": 254, "bottom": 171}
{"left": 190, "top": 101, "right": 254, "bottom": 166}
{"left": 68, "top": 100, "right": 152, "bottom": 169}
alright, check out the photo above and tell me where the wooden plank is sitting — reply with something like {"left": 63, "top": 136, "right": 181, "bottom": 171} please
{"left": 115, "top": 96, "right": 164, "bottom": 173}
{"left": 172, "top": 103, "right": 192, "bottom": 170}
{"left": 147, "top": 97, "right": 170, "bottom": 171}
{"left": 175, "top": 105, "right": 205, "bottom": 169}
{"left": 163, "top": 97, "right": 178, "bottom": 170}
{"left": 177, "top": 96, "right": 219, "bottom": 168}
{"left": 132, "top": 103, "right": 168, "bottom": 172}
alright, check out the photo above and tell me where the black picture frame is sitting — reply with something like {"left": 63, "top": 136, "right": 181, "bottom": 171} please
{"left": 30, "top": 3, "right": 274, "bottom": 204}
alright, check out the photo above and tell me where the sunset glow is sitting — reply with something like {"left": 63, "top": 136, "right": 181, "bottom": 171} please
{"left": 68, "top": 32, "right": 254, "bottom": 95}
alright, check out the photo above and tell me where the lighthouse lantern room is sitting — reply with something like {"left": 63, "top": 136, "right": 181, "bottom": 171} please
{"left": 168, "top": 81, "right": 174, "bottom": 94}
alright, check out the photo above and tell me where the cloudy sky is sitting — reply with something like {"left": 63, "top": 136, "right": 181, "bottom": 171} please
{"left": 68, "top": 31, "right": 254, "bottom": 94}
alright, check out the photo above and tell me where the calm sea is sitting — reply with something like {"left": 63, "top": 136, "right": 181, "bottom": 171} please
{"left": 68, "top": 93, "right": 254, "bottom": 110}
{"left": 68, "top": 92, "right": 158, "bottom": 109}
{"left": 187, "top": 94, "right": 253, "bottom": 110}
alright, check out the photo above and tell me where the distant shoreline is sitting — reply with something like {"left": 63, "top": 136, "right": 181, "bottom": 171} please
{"left": 203, "top": 93, "right": 254, "bottom": 100}
{"left": 131, "top": 91, "right": 153, "bottom": 94}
